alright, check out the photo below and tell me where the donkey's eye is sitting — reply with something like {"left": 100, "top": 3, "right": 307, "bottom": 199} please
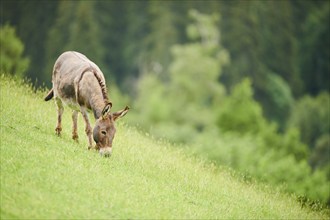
{"left": 101, "top": 131, "right": 107, "bottom": 135}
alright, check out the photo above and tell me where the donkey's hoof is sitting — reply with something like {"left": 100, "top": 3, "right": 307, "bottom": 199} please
{"left": 72, "top": 134, "right": 79, "bottom": 142}
{"left": 55, "top": 127, "right": 62, "bottom": 136}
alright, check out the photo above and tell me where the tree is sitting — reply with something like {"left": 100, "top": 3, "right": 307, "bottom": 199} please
{"left": 217, "top": 79, "right": 266, "bottom": 135}
{"left": 133, "top": 9, "right": 229, "bottom": 143}
{"left": 288, "top": 92, "right": 330, "bottom": 170}
{"left": 45, "top": 1, "right": 105, "bottom": 83}
{"left": 0, "top": 24, "right": 29, "bottom": 77}
{"left": 94, "top": 1, "right": 127, "bottom": 84}
{"left": 167, "top": 9, "right": 228, "bottom": 129}
{"left": 45, "top": 1, "right": 76, "bottom": 82}
{"left": 68, "top": 1, "right": 105, "bottom": 71}
{"left": 143, "top": 1, "right": 180, "bottom": 75}
{"left": 217, "top": 78, "right": 308, "bottom": 161}
{"left": 0, "top": 1, "right": 57, "bottom": 82}
{"left": 299, "top": 1, "right": 330, "bottom": 95}
{"left": 219, "top": 1, "right": 298, "bottom": 128}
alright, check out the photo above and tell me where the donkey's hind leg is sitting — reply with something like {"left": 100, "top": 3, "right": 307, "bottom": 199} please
{"left": 72, "top": 110, "right": 79, "bottom": 142}
{"left": 55, "top": 97, "right": 64, "bottom": 136}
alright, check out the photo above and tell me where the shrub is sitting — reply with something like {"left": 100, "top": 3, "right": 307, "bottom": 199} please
{"left": 0, "top": 24, "right": 30, "bottom": 77}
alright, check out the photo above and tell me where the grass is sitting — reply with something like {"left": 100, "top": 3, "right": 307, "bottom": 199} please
{"left": 0, "top": 75, "right": 328, "bottom": 219}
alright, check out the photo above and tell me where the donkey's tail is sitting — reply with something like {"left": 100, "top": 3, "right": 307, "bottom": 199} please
{"left": 44, "top": 88, "right": 54, "bottom": 101}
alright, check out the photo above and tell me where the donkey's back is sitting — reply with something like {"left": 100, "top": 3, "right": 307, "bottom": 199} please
{"left": 51, "top": 51, "right": 105, "bottom": 102}
{"left": 53, "top": 51, "right": 102, "bottom": 80}
{"left": 45, "top": 51, "right": 108, "bottom": 110}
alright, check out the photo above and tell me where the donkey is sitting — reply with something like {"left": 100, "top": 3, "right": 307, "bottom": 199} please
{"left": 44, "top": 51, "right": 129, "bottom": 157}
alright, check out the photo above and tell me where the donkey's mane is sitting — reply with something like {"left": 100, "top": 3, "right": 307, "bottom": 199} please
{"left": 71, "top": 51, "right": 109, "bottom": 105}
{"left": 92, "top": 69, "right": 109, "bottom": 104}
{"left": 81, "top": 66, "right": 110, "bottom": 105}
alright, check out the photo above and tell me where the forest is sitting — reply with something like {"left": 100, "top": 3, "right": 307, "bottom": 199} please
{"left": 1, "top": 0, "right": 329, "bottom": 207}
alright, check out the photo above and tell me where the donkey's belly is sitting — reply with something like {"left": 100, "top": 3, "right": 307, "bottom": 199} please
{"left": 62, "top": 97, "right": 81, "bottom": 111}
{"left": 56, "top": 83, "right": 81, "bottom": 111}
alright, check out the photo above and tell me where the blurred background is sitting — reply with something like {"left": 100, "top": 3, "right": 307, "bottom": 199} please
{"left": 1, "top": 0, "right": 329, "bottom": 206}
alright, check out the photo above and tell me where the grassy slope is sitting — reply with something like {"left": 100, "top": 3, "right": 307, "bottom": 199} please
{"left": 0, "top": 75, "right": 327, "bottom": 219}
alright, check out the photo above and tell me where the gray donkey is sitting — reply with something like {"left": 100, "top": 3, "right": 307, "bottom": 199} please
{"left": 44, "top": 51, "right": 129, "bottom": 157}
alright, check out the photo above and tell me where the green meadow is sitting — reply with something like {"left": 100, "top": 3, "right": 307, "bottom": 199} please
{"left": 0, "top": 75, "right": 327, "bottom": 219}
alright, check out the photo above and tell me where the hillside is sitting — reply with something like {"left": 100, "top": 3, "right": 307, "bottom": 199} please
{"left": 0, "top": 75, "right": 327, "bottom": 219}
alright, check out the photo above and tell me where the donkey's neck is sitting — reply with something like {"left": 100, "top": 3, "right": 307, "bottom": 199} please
{"left": 90, "top": 94, "right": 106, "bottom": 119}
{"left": 77, "top": 70, "right": 108, "bottom": 120}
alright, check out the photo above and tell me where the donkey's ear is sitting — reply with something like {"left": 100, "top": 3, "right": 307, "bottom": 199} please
{"left": 101, "top": 102, "right": 112, "bottom": 119}
{"left": 112, "top": 106, "right": 130, "bottom": 121}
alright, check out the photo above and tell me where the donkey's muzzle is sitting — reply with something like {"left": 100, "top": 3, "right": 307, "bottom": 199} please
{"left": 99, "top": 147, "right": 112, "bottom": 157}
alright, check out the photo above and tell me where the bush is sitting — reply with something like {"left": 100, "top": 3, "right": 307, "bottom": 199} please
{"left": 212, "top": 78, "right": 328, "bottom": 204}
{"left": 262, "top": 73, "right": 294, "bottom": 129}
{"left": 0, "top": 24, "right": 29, "bottom": 77}
{"left": 217, "top": 78, "right": 267, "bottom": 135}
{"left": 288, "top": 92, "right": 330, "bottom": 170}
{"left": 288, "top": 93, "right": 329, "bottom": 148}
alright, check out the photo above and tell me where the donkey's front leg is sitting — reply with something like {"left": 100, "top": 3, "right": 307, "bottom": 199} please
{"left": 80, "top": 107, "right": 93, "bottom": 149}
{"left": 55, "top": 97, "right": 64, "bottom": 136}
{"left": 72, "top": 110, "right": 79, "bottom": 142}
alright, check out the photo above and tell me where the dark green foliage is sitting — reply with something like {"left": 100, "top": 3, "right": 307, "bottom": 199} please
{"left": 0, "top": 25, "right": 29, "bottom": 77}
{"left": 120, "top": 1, "right": 149, "bottom": 82}
{"left": 298, "top": 1, "right": 330, "bottom": 95}
{"left": 69, "top": 2, "right": 105, "bottom": 69}
{"left": 1, "top": 0, "right": 328, "bottom": 95}
{"left": 217, "top": 79, "right": 265, "bottom": 135}
{"left": 289, "top": 93, "right": 329, "bottom": 147}
{"left": 219, "top": 1, "right": 299, "bottom": 128}
{"left": 288, "top": 93, "right": 330, "bottom": 170}
{"left": 261, "top": 73, "right": 294, "bottom": 130}
{"left": 45, "top": 1, "right": 105, "bottom": 83}
{"left": 94, "top": 1, "right": 128, "bottom": 83}
{"left": 310, "top": 134, "right": 330, "bottom": 176}
{"left": 0, "top": 0, "right": 57, "bottom": 83}
{"left": 216, "top": 79, "right": 309, "bottom": 161}
{"left": 132, "top": 9, "right": 227, "bottom": 143}
{"left": 45, "top": 1, "right": 75, "bottom": 83}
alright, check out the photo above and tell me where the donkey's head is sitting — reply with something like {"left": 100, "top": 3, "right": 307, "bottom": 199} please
{"left": 93, "top": 103, "right": 129, "bottom": 157}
